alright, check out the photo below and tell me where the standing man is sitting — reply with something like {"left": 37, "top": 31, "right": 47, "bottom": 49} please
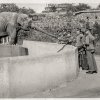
{"left": 75, "top": 28, "right": 84, "bottom": 68}
{"left": 76, "top": 28, "right": 83, "bottom": 47}
{"left": 85, "top": 29, "right": 97, "bottom": 74}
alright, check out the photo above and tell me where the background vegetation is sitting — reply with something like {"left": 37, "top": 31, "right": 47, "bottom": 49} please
{"left": 0, "top": 3, "right": 100, "bottom": 44}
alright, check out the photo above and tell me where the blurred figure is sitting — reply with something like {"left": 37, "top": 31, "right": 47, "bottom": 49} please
{"left": 76, "top": 28, "right": 84, "bottom": 68}
{"left": 85, "top": 17, "right": 90, "bottom": 30}
{"left": 84, "top": 29, "right": 97, "bottom": 74}
{"left": 78, "top": 29, "right": 89, "bottom": 70}
{"left": 93, "top": 15, "right": 100, "bottom": 41}
{"left": 76, "top": 28, "right": 83, "bottom": 47}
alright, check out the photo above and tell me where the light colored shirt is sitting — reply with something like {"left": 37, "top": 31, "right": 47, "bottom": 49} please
{"left": 76, "top": 34, "right": 83, "bottom": 47}
{"left": 85, "top": 32, "right": 95, "bottom": 50}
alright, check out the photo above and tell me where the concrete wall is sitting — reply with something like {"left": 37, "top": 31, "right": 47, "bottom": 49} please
{"left": 0, "top": 40, "right": 79, "bottom": 98}
{"left": 0, "top": 44, "right": 28, "bottom": 57}
{"left": 22, "top": 40, "right": 76, "bottom": 57}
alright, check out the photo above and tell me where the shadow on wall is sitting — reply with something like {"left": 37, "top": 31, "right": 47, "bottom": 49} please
{"left": 0, "top": 44, "right": 28, "bottom": 58}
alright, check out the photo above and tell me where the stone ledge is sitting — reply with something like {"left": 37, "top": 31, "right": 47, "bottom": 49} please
{"left": 0, "top": 44, "right": 28, "bottom": 57}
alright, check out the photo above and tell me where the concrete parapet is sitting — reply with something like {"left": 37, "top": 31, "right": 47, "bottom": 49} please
{"left": 0, "top": 44, "right": 28, "bottom": 57}
{"left": 0, "top": 40, "right": 79, "bottom": 98}
{"left": 22, "top": 40, "right": 76, "bottom": 57}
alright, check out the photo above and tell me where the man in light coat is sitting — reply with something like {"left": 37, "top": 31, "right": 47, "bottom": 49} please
{"left": 85, "top": 29, "right": 97, "bottom": 74}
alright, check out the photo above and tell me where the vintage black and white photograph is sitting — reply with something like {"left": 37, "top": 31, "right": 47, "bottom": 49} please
{"left": 0, "top": 0, "right": 100, "bottom": 98}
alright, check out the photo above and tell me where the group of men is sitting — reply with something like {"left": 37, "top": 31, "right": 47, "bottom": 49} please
{"left": 76, "top": 28, "right": 97, "bottom": 74}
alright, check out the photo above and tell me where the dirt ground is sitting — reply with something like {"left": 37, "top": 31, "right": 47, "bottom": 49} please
{"left": 20, "top": 55, "right": 100, "bottom": 98}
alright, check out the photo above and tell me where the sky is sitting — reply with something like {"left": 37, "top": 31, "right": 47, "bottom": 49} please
{"left": 0, "top": 0, "right": 100, "bottom": 13}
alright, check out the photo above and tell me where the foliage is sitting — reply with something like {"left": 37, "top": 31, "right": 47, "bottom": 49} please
{"left": 49, "top": 5, "right": 57, "bottom": 12}
{"left": 17, "top": 13, "right": 79, "bottom": 44}
{"left": 0, "top": 3, "right": 35, "bottom": 14}
{"left": 93, "top": 21, "right": 100, "bottom": 36}
{"left": 0, "top": 3, "right": 19, "bottom": 12}
{"left": 0, "top": 3, "right": 99, "bottom": 44}
{"left": 75, "top": 3, "right": 91, "bottom": 11}
{"left": 43, "top": 3, "right": 91, "bottom": 13}
{"left": 62, "top": 4, "right": 77, "bottom": 12}
{"left": 19, "top": 7, "right": 35, "bottom": 14}
{"left": 18, "top": 10, "right": 100, "bottom": 44}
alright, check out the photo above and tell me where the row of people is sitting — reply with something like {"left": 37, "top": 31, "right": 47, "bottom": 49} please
{"left": 76, "top": 28, "right": 97, "bottom": 74}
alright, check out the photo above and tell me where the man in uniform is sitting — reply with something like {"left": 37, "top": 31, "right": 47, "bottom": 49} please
{"left": 85, "top": 29, "right": 97, "bottom": 74}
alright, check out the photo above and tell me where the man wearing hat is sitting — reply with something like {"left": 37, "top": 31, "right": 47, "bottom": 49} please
{"left": 84, "top": 29, "right": 97, "bottom": 74}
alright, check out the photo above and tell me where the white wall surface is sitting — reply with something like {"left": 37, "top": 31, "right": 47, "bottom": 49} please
{"left": 0, "top": 41, "right": 79, "bottom": 97}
